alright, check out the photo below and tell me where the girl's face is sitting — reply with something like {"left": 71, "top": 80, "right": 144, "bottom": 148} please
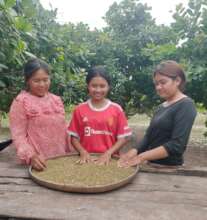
{"left": 153, "top": 73, "right": 181, "bottom": 100}
{"left": 27, "top": 69, "right": 50, "bottom": 97}
{"left": 87, "top": 76, "right": 110, "bottom": 101}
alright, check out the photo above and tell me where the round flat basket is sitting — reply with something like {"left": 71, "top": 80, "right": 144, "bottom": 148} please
{"left": 29, "top": 153, "right": 139, "bottom": 193}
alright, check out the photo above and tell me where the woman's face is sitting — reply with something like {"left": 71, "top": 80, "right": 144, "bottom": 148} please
{"left": 87, "top": 76, "right": 110, "bottom": 101}
{"left": 153, "top": 73, "right": 181, "bottom": 100}
{"left": 27, "top": 69, "right": 50, "bottom": 97}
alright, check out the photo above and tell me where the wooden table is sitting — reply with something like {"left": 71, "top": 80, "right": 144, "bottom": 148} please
{"left": 0, "top": 147, "right": 207, "bottom": 220}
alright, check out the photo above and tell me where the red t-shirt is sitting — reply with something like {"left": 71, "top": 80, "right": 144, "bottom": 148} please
{"left": 68, "top": 99, "right": 131, "bottom": 153}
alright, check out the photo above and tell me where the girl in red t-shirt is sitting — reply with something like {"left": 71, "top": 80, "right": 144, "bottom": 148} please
{"left": 68, "top": 66, "right": 131, "bottom": 165}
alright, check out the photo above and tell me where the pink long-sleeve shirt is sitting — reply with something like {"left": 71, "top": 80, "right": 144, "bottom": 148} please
{"left": 9, "top": 91, "right": 70, "bottom": 164}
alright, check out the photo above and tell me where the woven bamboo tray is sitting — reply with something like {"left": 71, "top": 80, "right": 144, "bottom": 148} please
{"left": 29, "top": 153, "right": 139, "bottom": 193}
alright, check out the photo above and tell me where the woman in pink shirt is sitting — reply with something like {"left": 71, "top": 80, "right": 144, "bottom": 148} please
{"left": 9, "top": 58, "right": 70, "bottom": 171}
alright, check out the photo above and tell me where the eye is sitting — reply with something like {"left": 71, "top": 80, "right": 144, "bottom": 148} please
{"left": 100, "top": 84, "right": 107, "bottom": 88}
{"left": 43, "top": 78, "right": 50, "bottom": 83}
{"left": 160, "top": 80, "right": 167, "bottom": 85}
{"left": 154, "top": 80, "right": 167, "bottom": 86}
{"left": 33, "top": 79, "right": 41, "bottom": 83}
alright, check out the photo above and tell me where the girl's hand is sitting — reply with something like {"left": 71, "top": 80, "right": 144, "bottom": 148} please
{"left": 95, "top": 151, "right": 112, "bottom": 165}
{"left": 31, "top": 154, "right": 46, "bottom": 171}
{"left": 118, "top": 148, "right": 138, "bottom": 167}
{"left": 76, "top": 150, "right": 93, "bottom": 164}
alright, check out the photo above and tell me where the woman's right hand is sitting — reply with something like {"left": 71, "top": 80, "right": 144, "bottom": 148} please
{"left": 76, "top": 150, "right": 93, "bottom": 164}
{"left": 31, "top": 154, "right": 46, "bottom": 171}
{"left": 118, "top": 148, "right": 138, "bottom": 167}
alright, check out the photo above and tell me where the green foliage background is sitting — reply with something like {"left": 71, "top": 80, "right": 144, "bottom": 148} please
{"left": 0, "top": 0, "right": 207, "bottom": 126}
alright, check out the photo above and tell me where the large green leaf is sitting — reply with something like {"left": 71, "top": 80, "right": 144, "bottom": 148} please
{"left": 24, "top": 51, "right": 36, "bottom": 58}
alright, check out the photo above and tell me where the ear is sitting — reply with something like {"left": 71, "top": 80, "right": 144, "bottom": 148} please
{"left": 175, "top": 76, "right": 181, "bottom": 86}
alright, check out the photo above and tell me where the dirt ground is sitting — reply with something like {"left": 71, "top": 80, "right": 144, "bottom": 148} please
{"left": 0, "top": 112, "right": 207, "bottom": 167}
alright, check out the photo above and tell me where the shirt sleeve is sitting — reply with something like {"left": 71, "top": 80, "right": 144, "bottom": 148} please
{"left": 116, "top": 108, "right": 132, "bottom": 139}
{"left": 68, "top": 107, "right": 82, "bottom": 139}
{"left": 9, "top": 98, "right": 36, "bottom": 165}
{"left": 53, "top": 95, "right": 72, "bottom": 152}
{"left": 163, "top": 101, "right": 197, "bottom": 157}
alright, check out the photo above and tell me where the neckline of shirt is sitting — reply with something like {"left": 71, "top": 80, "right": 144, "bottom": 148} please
{"left": 23, "top": 90, "right": 50, "bottom": 100}
{"left": 87, "top": 99, "right": 111, "bottom": 112}
{"left": 162, "top": 96, "right": 189, "bottom": 108}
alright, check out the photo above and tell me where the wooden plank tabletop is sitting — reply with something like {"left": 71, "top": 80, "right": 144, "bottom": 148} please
{"left": 0, "top": 147, "right": 207, "bottom": 220}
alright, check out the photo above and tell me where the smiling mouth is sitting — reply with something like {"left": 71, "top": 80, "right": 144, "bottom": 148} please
{"left": 94, "top": 93, "right": 103, "bottom": 96}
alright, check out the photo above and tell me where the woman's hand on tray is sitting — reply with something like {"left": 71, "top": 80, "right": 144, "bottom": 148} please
{"left": 118, "top": 148, "right": 138, "bottom": 168}
{"left": 31, "top": 154, "right": 46, "bottom": 171}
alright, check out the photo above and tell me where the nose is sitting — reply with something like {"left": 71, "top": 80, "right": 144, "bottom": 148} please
{"left": 39, "top": 81, "right": 46, "bottom": 87}
{"left": 95, "top": 87, "right": 101, "bottom": 92}
{"left": 156, "top": 84, "right": 162, "bottom": 91}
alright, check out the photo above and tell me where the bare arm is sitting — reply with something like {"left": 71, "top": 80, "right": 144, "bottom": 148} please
{"left": 138, "top": 146, "right": 168, "bottom": 163}
{"left": 71, "top": 137, "right": 93, "bottom": 164}
{"left": 119, "top": 146, "right": 168, "bottom": 167}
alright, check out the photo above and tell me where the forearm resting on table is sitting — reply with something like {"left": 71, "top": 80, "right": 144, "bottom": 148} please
{"left": 138, "top": 146, "right": 168, "bottom": 163}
